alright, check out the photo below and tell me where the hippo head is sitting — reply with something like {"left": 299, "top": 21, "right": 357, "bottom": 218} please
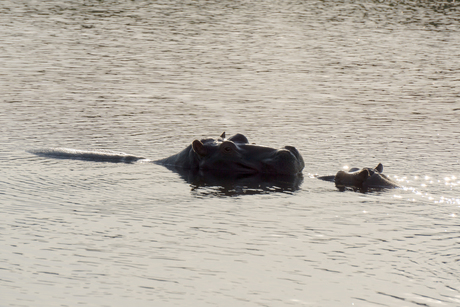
{"left": 335, "top": 163, "right": 398, "bottom": 190}
{"left": 335, "top": 168, "right": 372, "bottom": 189}
{"left": 190, "top": 132, "right": 304, "bottom": 176}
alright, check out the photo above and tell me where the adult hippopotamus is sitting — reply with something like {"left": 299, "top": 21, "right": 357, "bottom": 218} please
{"left": 156, "top": 132, "right": 304, "bottom": 175}
{"left": 318, "top": 163, "right": 399, "bottom": 192}
{"left": 29, "top": 132, "right": 305, "bottom": 176}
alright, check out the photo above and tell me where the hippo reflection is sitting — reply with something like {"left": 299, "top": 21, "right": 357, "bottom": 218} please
{"left": 318, "top": 163, "right": 399, "bottom": 192}
{"left": 167, "top": 166, "right": 303, "bottom": 196}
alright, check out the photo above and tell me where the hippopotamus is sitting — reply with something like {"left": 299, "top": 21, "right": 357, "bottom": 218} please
{"left": 155, "top": 132, "right": 304, "bottom": 175}
{"left": 29, "top": 132, "right": 305, "bottom": 176}
{"left": 318, "top": 163, "right": 399, "bottom": 192}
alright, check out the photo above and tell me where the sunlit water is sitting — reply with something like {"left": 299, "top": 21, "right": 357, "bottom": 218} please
{"left": 1, "top": 1, "right": 460, "bottom": 306}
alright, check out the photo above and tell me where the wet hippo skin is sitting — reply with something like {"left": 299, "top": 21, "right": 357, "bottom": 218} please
{"left": 335, "top": 163, "right": 398, "bottom": 191}
{"left": 318, "top": 163, "right": 399, "bottom": 192}
{"left": 155, "top": 132, "right": 305, "bottom": 176}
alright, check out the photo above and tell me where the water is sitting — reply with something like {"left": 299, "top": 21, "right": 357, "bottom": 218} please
{"left": 1, "top": 0, "right": 460, "bottom": 306}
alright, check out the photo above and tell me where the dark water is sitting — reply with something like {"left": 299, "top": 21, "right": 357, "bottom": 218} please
{"left": 1, "top": 1, "right": 460, "bottom": 306}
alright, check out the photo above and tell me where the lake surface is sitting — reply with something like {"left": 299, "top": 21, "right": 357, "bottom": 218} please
{"left": 1, "top": 1, "right": 460, "bottom": 306}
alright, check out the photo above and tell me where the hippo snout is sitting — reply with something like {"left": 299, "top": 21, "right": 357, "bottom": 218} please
{"left": 268, "top": 146, "right": 305, "bottom": 174}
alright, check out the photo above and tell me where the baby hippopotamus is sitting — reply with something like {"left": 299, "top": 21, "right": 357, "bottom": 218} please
{"left": 334, "top": 163, "right": 398, "bottom": 191}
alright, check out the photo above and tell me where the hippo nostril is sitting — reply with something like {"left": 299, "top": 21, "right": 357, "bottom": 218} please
{"left": 283, "top": 146, "right": 299, "bottom": 160}
{"left": 276, "top": 149, "right": 297, "bottom": 162}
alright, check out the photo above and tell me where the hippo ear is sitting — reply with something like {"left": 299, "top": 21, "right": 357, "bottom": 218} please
{"left": 192, "top": 140, "right": 208, "bottom": 157}
{"left": 220, "top": 132, "right": 226, "bottom": 139}
{"left": 228, "top": 133, "right": 249, "bottom": 144}
{"left": 356, "top": 169, "right": 370, "bottom": 182}
{"left": 375, "top": 163, "right": 383, "bottom": 173}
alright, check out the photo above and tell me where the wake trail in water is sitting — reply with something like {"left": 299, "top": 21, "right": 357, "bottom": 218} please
{"left": 28, "top": 148, "right": 147, "bottom": 163}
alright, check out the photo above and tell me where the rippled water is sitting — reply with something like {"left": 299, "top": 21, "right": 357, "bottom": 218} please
{"left": 1, "top": 1, "right": 460, "bottom": 306}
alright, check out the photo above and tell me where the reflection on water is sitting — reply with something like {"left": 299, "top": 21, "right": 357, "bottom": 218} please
{"left": 2, "top": 0, "right": 460, "bottom": 306}
{"left": 162, "top": 165, "right": 303, "bottom": 197}
{"left": 395, "top": 174, "right": 460, "bottom": 206}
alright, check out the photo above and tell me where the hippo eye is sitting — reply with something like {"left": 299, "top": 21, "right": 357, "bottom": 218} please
{"left": 220, "top": 141, "right": 236, "bottom": 154}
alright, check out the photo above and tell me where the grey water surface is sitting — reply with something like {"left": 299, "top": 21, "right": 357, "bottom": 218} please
{"left": 1, "top": 1, "right": 460, "bottom": 306}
